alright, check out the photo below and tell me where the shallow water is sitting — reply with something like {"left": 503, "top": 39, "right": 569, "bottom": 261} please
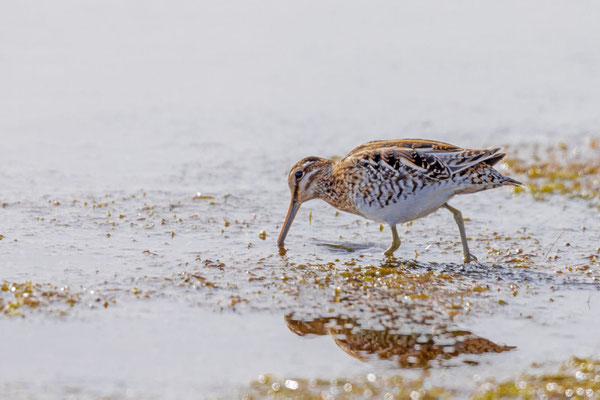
{"left": 1, "top": 1, "right": 600, "bottom": 399}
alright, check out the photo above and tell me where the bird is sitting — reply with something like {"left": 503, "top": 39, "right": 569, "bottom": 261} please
{"left": 276, "top": 139, "right": 521, "bottom": 263}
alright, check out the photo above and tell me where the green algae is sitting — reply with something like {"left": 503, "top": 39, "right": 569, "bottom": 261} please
{"left": 473, "top": 357, "right": 600, "bottom": 400}
{"left": 0, "top": 281, "right": 80, "bottom": 317}
{"left": 240, "top": 374, "right": 453, "bottom": 400}
{"left": 504, "top": 141, "right": 600, "bottom": 208}
{"left": 268, "top": 257, "right": 514, "bottom": 320}
{"left": 238, "top": 357, "right": 600, "bottom": 400}
{"left": 176, "top": 272, "right": 218, "bottom": 288}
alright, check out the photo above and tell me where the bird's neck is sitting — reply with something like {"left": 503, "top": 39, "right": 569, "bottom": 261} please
{"left": 313, "top": 161, "right": 357, "bottom": 214}
{"left": 309, "top": 160, "right": 334, "bottom": 199}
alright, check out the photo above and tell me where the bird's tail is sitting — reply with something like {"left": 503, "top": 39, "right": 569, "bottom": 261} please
{"left": 455, "top": 165, "right": 522, "bottom": 194}
{"left": 500, "top": 175, "right": 523, "bottom": 187}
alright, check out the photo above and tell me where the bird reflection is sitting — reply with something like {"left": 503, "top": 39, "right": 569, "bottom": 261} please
{"left": 285, "top": 315, "right": 514, "bottom": 368}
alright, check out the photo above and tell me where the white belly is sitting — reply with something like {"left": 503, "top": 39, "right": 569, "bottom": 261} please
{"left": 354, "top": 184, "right": 454, "bottom": 225}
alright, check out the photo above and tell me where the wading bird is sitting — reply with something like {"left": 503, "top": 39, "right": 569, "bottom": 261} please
{"left": 276, "top": 139, "right": 520, "bottom": 262}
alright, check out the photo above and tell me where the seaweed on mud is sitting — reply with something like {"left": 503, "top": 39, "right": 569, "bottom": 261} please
{"left": 240, "top": 374, "right": 453, "bottom": 400}
{"left": 473, "top": 357, "right": 600, "bottom": 400}
{"left": 504, "top": 141, "right": 600, "bottom": 208}
{"left": 0, "top": 281, "right": 80, "bottom": 317}
{"left": 175, "top": 272, "right": 218, "bottom": 289}
{"left": 193, "top": 192, "right": 215, "bottom": 200}
{"left": 238, "top": 357, "right": 600, "bottom": 399}
{"left": 0, "top": 280, "right": 134, "bottom": 317}
{"left": 266, "top": 256, "right": 532, "bottom": 321}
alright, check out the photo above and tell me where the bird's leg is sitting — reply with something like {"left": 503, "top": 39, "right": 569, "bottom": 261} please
{"left": 384, "top": 224, "right": 401, "bottom": 257}
{"left": 444, "top": 203, "right": 478, "bottom": 263}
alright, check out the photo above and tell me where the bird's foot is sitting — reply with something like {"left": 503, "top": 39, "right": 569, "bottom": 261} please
{"left": 383, "top": 249, "right": 396, "bottom": 257}
{"left": 463, "top": 253, "right": 478, "bottom": 263}
{"left": 383, "top": 242, "right": 400, "bottom": 257}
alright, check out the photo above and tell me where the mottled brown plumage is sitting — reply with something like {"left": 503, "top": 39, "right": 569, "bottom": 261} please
{"left": 277, "top": 139, "right": 521, "bottom": 262}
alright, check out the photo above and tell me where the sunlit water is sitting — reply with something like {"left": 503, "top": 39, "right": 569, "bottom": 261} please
{"left": 1, "top": 1, "right": 599, "bottom": 398}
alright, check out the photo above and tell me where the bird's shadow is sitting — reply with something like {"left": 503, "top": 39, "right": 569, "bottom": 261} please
{"left": 383, "top": 257, "right": 580, "bottom": 288}
{"left": 305, "top": 241, "right": 591, "bottom": 289}
{"left": 314, "top": 241, "right": 376, "bottom": 253}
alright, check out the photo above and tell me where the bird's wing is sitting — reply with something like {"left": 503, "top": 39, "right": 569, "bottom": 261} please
{"left": 346, "top": 139, "right": 463, "bottom": 157}
{"left": 343, "top": 143, "right": 505, "bottom": 181}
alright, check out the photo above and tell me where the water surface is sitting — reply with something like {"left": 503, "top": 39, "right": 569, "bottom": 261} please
{"left": 1, "top": 1, "right": 600, "bottom": 398}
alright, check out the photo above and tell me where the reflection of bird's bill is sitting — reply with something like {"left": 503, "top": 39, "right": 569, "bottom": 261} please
{"left": 284, "top": 315, "right": 330, "bottom": 336}
{"left": 277, "top": 200, "right": 300, "bottom": 246}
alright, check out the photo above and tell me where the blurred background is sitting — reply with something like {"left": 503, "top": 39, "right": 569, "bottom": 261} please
{"left": 1, "top": 1, "right": 599, "bottom": 194}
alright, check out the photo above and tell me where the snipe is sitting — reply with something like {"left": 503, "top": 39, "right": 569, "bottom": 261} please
{"left": 277, "top": 139, "right": 520, "bottom": 263}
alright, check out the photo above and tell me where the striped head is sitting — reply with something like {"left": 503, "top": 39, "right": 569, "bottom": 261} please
{"left": 277, "top": 156, "right": 332, "bottom": 246}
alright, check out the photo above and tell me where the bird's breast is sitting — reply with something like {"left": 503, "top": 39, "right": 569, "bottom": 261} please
{"left": 352, "top": 180, "right": 455, "bottom": 225}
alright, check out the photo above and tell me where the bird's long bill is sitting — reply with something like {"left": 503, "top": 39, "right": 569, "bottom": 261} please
{"left": 277, "top": 199, "right": 301, "bottom": 246}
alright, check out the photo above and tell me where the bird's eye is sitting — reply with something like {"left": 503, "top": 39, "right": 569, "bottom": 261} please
{"left": 295, "top": 171, "right": 303, "bottom": 179}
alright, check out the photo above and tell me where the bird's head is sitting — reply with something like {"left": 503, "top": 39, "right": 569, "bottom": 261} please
{"left": 277, "top": 156, "right": 332, "bottom": 246}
